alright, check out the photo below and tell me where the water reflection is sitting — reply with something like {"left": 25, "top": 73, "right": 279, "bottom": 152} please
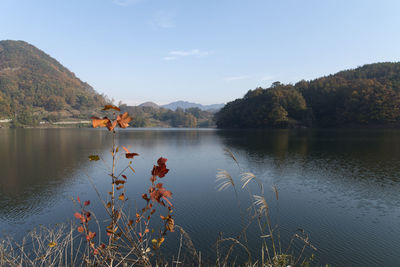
{"left": 217, "top": 129, "right": 400, "bottom": 182}
{"left": 0, "top": 128, "right": 399, "bottom": 266}
{"left": 217, "top": 129, "right": 400, "bottom": 266}
{"left": 0, "top": 129, "right": 110, "bottom": 219}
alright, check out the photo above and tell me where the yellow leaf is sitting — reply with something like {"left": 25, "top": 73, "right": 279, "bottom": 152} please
{"left": 88, "top": 155, "right": 100, "bottom": 161}
{"left": 48, "top": 242, "right": 57, "bottom": 248}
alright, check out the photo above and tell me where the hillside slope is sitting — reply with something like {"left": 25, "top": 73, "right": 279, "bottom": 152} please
{"left": 0, "top": 40, "right": 107, "bottom": 120}
{"left": 216, "top": 62, "right": 400, "bottom": 128}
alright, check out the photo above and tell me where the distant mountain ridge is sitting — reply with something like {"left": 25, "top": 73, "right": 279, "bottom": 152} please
{"left": 161, "top": 101, "right": 224, "bottom": 111}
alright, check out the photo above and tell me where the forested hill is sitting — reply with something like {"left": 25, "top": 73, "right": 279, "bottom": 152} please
{"left": 216, "top": 62, "right": 400, "bottom": 128}
{"left": 0, "top": 40, "right": 107, "bottom": 121}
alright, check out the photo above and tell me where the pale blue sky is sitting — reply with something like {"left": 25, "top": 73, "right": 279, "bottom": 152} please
{"left": 1, "top": 0, "right": 400, "bottom": 105}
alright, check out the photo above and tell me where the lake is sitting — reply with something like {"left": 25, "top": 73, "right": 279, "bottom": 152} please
{"left": 1, "top": 128, "right": 400, "bottom": 266}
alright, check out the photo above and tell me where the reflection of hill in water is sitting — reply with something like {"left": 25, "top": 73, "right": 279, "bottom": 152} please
{"left": 217, "top": 129, "right": 400, "bottom": 210}
{"left": 0, "top": 128, "right": 216, "bottom": 221}
{"left": 118, "top": 128, "right": 213, "bottom": 148}
{"left": 217, "top": 129, "right": 400, "bottom": 174}
{"left": 0, "top": 128, "right": 111, "bottom": 220}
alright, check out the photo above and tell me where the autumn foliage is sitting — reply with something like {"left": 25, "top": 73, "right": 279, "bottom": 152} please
{"left": 73, "top": 105, "right": 174, "bottom": 266}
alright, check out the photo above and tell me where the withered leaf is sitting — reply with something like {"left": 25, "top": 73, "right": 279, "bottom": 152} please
{"left": 118, "top": 193, "right": 125, "bottom": 201}
{"left": 166, "top": 217, "right": 175, "bottom": 232}
{"left": 102, "top": 105, "right": 121, "bottom": 111}
{"left": 91, "top": 117, "right": 111, "bottom": 128}
{"left": 116, "top": 112, "right": 132, "bottom": 128}
{"left": 106, "top": 120, "right": 117, "bottom": 131}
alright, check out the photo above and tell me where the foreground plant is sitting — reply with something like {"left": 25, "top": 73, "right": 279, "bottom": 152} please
{"left": 73, "top": 105, "right": 175, "bottom": 266}
{"left": 215, "top": 149, "right": 318, "bottom": 267}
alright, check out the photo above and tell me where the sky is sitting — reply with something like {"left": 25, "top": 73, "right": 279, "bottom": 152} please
{"left": 1, "top": 0, "right": 400, "bottom": 105}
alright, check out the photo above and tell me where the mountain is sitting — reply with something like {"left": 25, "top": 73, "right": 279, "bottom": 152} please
{"left": 0, "top": 40, "right": 107, "bottom": 120}
{"left": 138, "top": 101, "right": 160, "bottom": 109}
{"left": 162, "top": 101, "right": 224, "bottom": 111}
{"left": 216, "top": 62, "right": 400, "bottom": 128}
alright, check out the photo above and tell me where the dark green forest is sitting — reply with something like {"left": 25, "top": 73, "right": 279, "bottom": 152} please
{"left": 216, "top": 62, "right": 400, "bottom": 128}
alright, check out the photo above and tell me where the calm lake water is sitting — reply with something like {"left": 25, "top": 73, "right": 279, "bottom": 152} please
{"left": 1, "top": 128, "right": 400, "bottom": 266}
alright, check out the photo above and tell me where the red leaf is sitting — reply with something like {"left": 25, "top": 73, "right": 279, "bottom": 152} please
{"left": 84, "top": 200, "right": 90, "bottom": 206}
{"left": 149, "top": 185, "right": 172, "bottom": 206}
{"left": 86, "top": 231, "right": 96, "bottom": 241}
{"left": 122, "top": 146, "right": 130, "bottom": 153}
{"left": 142, "top": 193, "right": 149, "bottom": 201}
{"left": 77, "top": 196, "right": 81, "bottom": 204}
{"left": 126, "top": 152, "right": 139, "bottom": 159}
{"left": 77, "top": 226, "right": 84, "bottom": 233}
{"left": 157, "top": 157, "right": 167, "bottom": 165}
{"left": 121, "top": 174, "right": 127, "bottom": 179}
{"left": 74, "top": 212, "right": 83, "bottom": 220}
{"left": 151, "top": 157, "right": 169, "bottom": 178}
{"left": 152, "top": 165, "right": 169, "bottom": 178}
